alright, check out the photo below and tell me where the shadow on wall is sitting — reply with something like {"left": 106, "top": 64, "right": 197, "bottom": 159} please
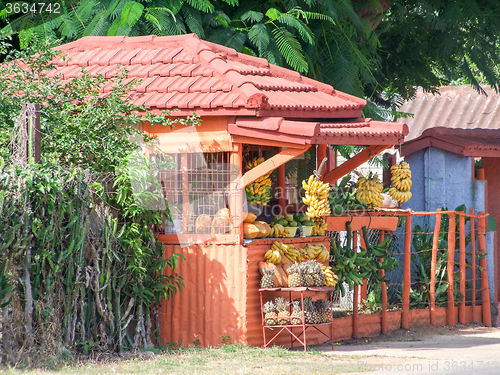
{"left": 158, "top": 243, "right": 244, "bottom": 348}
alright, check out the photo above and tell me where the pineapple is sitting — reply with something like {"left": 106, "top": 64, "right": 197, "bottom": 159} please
{"left": 314, "top": 299, "right": 330, "bottom": 323}
{"left": 263, "top": 301, "right": 278, "bottom": 326}
{"left": 275, "top": 297, "right": 291, "bottom": 325}
{"left": 303, "top": 297, "right": 315, "bottom": 324}
{"left": 290, "top": 300, "right": 304, "bottom": 325}
{"left": 312, "top": 261, "right": 325, "bottom": 287}
{"left": 287, "top": 263, "right": 301, "bottom": 288}
{"left": 299, "top": 262, "right": 313, "bottom": 287}
{"left": 260, "top": 267, "right": 275, "bottom": 289}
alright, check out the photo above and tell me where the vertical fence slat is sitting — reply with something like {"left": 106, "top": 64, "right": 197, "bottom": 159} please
{"left": 402, "top": 214, "right": 412, "bottom": 330}
{"left": 430, "top": 211, "right": 442, "bottom": 327}
{"left": 359, "top": 233, "right": 368, "bottom": 303}
{"left": 447, "top": 213, "right": 456, "bottom": 326}
{"left": 471, "top": 208, "right": 476, "bottom": 310}
{"left": 353, "top": 230, "right": 359, "bottom": 338}
{"left": 478, "top": 212, "right": 492, "bottom": 327}
{"left": 459, "top": 213, "right": 466, "bottom": 324}
{"left": 379, "top": 230, "right": 388, "bottom": 334}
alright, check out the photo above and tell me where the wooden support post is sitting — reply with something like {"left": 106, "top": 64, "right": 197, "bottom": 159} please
{"left": 322, "top": 145, "right": 390, "bottom": 184}
{"left": 471, "top": 209, "right": 476, "bottom": 310}
{"left": 277, "top": 160, "right": 286, "bottom": 214}
{"left": 478, "top": 212, "right": 492, "bottom": 327}
{"left": 459, "top": 213, "right": 467, "bottom": 324}
{"left": 379, "top": 231, "right": 388, "bottom": 334}
{"left": 353, "top": 230, "right": 359, "bottom": 338}
{"left": 447, "top": 213, "right": 456, "bottom": 326}
{"left": 430, "top": 211, "right": 442, "bottom": 327}
{"left": 402, "top": 214, "right": 412, "bottom": 330}
{"left": 240, "top": 146, "right": 309, "bottom": 187}
{"left": 230, "top": 144, "right": 243, "bottom": 241}
{"left": 181, "top": 154, "right": 189, "bottom": 233}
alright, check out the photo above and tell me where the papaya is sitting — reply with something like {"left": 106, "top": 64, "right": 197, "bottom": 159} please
{"left": 276, "top": 265, "right": 288, "bottom": 287}
{"left": 258, "top": 261, "right": 274, "bottom": 276}
{"left": 243, "top": 223, "right": 260, "bottom": 239}
{"left": 254, "top": 221, "right": 271, "bottom": 238}
{"left": 243, "top": 212, "right": 257, "bottom": 223}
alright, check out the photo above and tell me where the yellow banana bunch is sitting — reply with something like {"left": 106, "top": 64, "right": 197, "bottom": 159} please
{"left": 302, "top": 175, "right": 331, "bottom": 218}
{"left": 356, "top": 173, "right": 384, "bottom": 207}
{"left": 305, "top": 243, "right": 330, "bottom": 262}
{"left": 271, "top": 241, "right": 300, "bottom": 263}
{"left": 388, "top": 162, "right": 412, "bottom": 203}
{"left": 270, "top": 223, "right": 289, "bottom": 238}
{"left": 264, "top": 249, "right": 282, "bottom": 264}
{"left": 320, "top": 264, "right": 338, "bottom": 287}
{"left": 245, "top": 157, "right": 271, "bottom": 205}
{"left": 311, "top": 218, "right": 327, "bottom": 236}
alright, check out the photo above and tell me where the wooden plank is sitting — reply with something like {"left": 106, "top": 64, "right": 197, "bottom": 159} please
{"left": 402, "top": 214, "right": 412, "bottom": 330}
{"left": 353, "top": 231, "right": 359, "bottom": 339}
{"left": 477, "top": 212, "right": 492, "bottom": 327}
{"left": 230, "top": 143, "right": 243, "bottom": 241}
{"left": 322, "top": 144, "right": 391, "bottom": 184}
{"left": 231, "top": 135, "right": 307, "bottom": 149}
{"left": 379, "top": 231, "right": 388, "bottom": 334}
{"left": 430, "top": 211, "right": 442, "bottom": 327}
{"left": 471, "top": 208, "right": 476, "bottom": 309}
{"left": 239, "top": 146, "right": 310, "bottom": 188}
{"left": 459, "top": 213, "right": 467, "bottom": 324}
{"left": 325, "top": 215, "right": 398, "bottom": 232}
{"left": 447, "top": 213, "right": 456, "bottom": 326}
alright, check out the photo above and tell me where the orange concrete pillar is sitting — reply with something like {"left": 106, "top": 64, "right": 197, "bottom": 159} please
{"left": 471, "top": 209, "right": 476, "bottom": 309}
{"left": 352, "top": 229, "right": 359, "bottom": 338}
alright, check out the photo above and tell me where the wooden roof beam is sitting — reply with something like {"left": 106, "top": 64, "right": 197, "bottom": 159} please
{"left": 239, "top": 146, "right": 310, "bottom": 188}
{"left": 322, "top": 144, "right": 391, "bottom": 184}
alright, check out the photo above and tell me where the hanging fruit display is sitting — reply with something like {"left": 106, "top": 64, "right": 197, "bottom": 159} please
{"left": 302, "top": 175, "right": 331, "bottom": 218}
{"left": 311, "top": 217, "right": 327, "bottom": 236}
{"left": 388, "top": 161, "right": 412, "bottom": 203}
{"left": 355, "top": 173, "right": 384, "bottom": 208}
{"left": 245, "top": 157, "right": 272, "bottom": 205}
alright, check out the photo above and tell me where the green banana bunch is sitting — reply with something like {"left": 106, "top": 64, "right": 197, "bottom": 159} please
{"left": 360, "top": 226, "right": 399, "bottom": 283}
{"left": 329, "top": 174, "right": 368, "bottom": 216}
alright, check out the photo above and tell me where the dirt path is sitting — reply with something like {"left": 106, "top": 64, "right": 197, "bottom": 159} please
{"left": 315, "top": 323, "right": 500, "bottom": 374}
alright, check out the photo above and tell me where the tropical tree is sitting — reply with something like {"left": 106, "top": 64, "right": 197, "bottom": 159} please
{"left": 2, "top": 0, "right": 500, "bottom": 111}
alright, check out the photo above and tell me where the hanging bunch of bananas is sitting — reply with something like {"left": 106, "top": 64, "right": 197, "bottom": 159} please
{"left": 321, "top": 264, "right": 338, "bottom": 287}
{"left": 302, "top": 175, "right": 331, "bottom": 218}
{"left": 305, "top": 243, "right": 330, "bottom": 262}
{"left": 311, "top": 217, "right": 327, "bottom": 236}
{"left": 245, "top": 157, "right": 272, "bottom": 205}
{"left": 355, "top": 173, "right": 384, "bottom": 208}
{"left": 269, "top": 223, "right": 289, "bottom": 238}
{"left": 388, "top": 161, "right": 412, "bottom": 203}
{"left": 360, "top": 227, "right": 398, "bottom": 283}
{"left": 269, "top": 241, "right": 300, "bottom": 263}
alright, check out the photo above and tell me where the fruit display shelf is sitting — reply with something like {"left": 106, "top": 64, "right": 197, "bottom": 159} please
{"left": 259, "top": 286, "right": 336, "bottom": 351}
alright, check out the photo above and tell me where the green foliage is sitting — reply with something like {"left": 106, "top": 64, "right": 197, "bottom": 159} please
{"left": 0, "top": 38, "right": 200, "bottom": 169}
{"left": 0, "top": 42, "right": 198, "bottom": 364}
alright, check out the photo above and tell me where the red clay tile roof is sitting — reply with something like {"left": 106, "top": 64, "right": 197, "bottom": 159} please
{"left": 402, "top": 127, "right": 500, "bottom": 157}
{"left": 50, "top": 34, "right": 367, "bottom": 118}
{"left": 229, "top": 117, "right": 409, "bottom": 146}
{"left": 399, "top": 85, "right": 500, "bottom": 141}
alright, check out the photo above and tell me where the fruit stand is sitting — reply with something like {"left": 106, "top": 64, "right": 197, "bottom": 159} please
{"left": 132, "top": 34, "right": 411, "bottom": 348}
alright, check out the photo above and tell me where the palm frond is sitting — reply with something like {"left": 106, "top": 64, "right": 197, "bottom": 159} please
{"left": 181, "top": 4, "right": 204, "bottom": 37}
{"left": 248, "top": 23, "right": 269, "bottom": 56}
{"left": 271, "top": 26, "right": 308, "bottom": 73}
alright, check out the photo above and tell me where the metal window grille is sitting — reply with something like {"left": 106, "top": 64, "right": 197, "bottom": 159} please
{"left": 159, "top": 152, "right": 235, "bottom": 234}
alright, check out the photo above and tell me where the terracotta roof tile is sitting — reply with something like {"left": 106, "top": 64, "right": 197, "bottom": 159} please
{"left": 400, "top": 85, "right": 500, "bottom": 141}
{"left": 46, "top": 34, "right": 371, "bottom": 116}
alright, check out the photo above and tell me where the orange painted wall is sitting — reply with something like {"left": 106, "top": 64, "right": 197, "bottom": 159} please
{"left": 159, "top": 243, "right": 247, "bottom": 347}
{"left": 143, "top": 116, "right": 233, "bottom": 153}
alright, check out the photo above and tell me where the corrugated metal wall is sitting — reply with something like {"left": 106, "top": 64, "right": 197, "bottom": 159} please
{"left": 245, "top": 237, "right": 331, "bottom": 347}
{"left": 159, "top": 243, "right": 247, "bottom": 347}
